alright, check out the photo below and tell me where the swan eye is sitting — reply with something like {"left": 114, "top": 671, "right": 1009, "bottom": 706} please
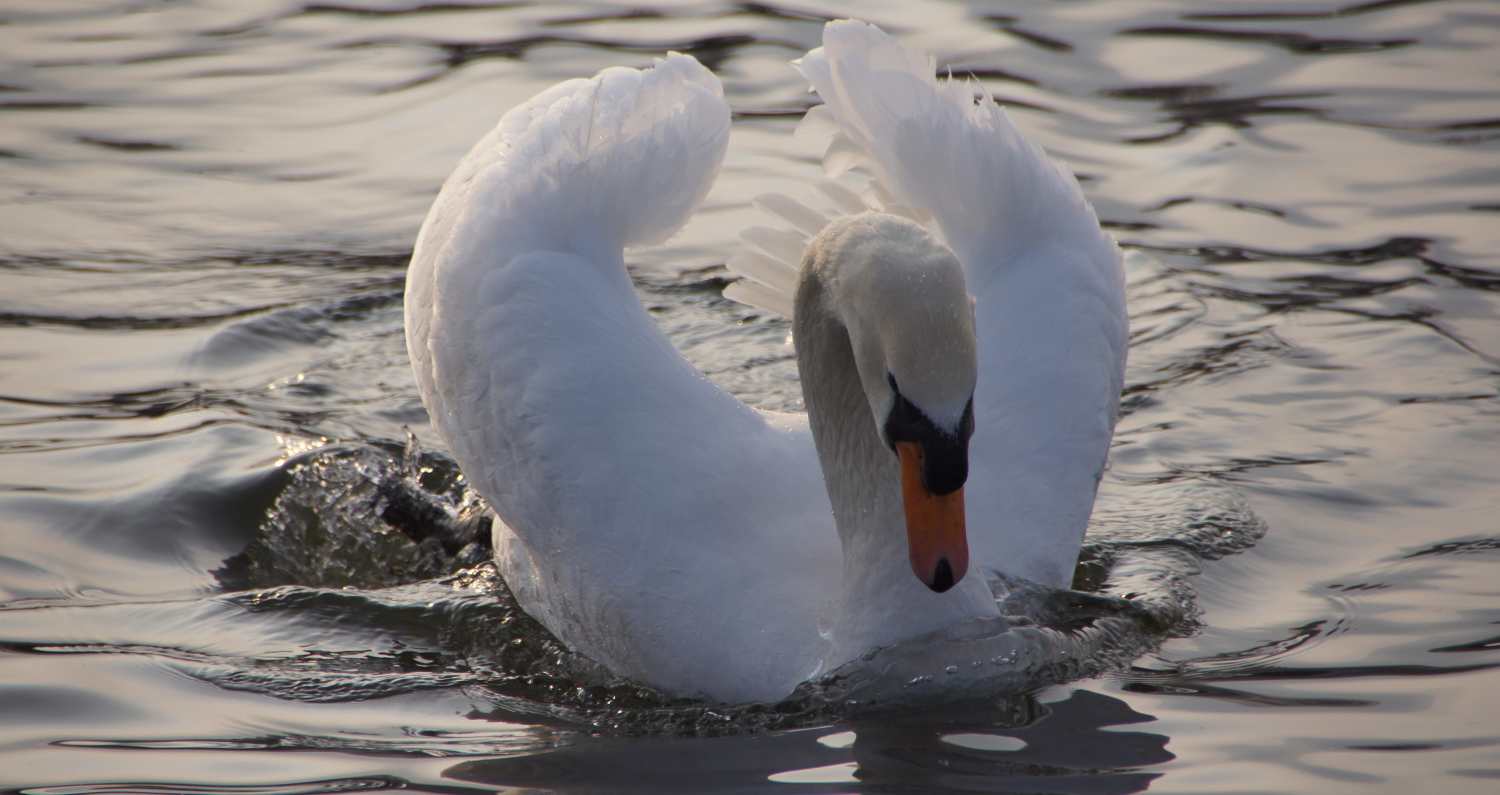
{"left": 881, "top": 378, "right": 971, "bottom": 495}
{"left": 886, "top": 399, "right": 969, "bottom": 494}
{"left": 881, "top": 373, "right": 900, "bottom": 450}
{"left": 883, "top": 373, "right": 910, "bottom": 451}
{"left": 883, "top": 373, "right": 974, "bottom": 446}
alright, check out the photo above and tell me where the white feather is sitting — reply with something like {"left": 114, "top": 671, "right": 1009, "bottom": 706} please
{"left": 754, "top": 193, "right": 829, "bottom": 238}
{"left": 796, "top": 21, "right": 1108, "bottom": 270}
{"left": 727, "top": 247, "right": 798, "bottom": 295}
{"left": 817, "top": 179, "right": 870, "bottom": 216}
{"left": 731, "top": 19, "right": 1128, "bottom": 588}
{"left": 724, "top": 279, "right": 794, "bottom": 319}
{"left": 741, "top": 225, "right": 808, "bottom": 265}
{"left": 406, "top": 50, "right": 838, "bottom": 703}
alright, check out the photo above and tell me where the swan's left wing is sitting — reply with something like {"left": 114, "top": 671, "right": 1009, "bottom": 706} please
{"left": 731, "top": 21, "right": 1127, "bottom": 587}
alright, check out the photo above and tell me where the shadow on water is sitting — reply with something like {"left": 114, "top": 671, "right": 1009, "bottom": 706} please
{"left": 447, "top": 689, "right": 1171, "bottom": 794}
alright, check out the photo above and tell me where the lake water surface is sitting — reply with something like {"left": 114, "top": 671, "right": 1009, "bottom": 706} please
{"left": 4, "top": 1, "right": 1500, "bottom": 793}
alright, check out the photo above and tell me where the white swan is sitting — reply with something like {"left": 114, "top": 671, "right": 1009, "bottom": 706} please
{"left": 404, "top": 21, "right": 1126, "bottom": 703}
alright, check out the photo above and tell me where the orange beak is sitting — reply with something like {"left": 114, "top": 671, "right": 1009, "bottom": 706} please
{"left": 896, "top": 441, "right": 969, "bottom": 592}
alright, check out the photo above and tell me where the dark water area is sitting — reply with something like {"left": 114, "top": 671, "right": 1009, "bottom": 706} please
{"left": 3, "top": 1, "right": 1499, "bottom": 792}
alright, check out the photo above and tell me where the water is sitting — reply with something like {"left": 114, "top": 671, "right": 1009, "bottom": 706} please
{"left": 3, "top": 1, "right": 1499, "bottom": 792}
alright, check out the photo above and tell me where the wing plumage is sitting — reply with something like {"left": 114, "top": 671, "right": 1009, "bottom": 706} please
{"left": 408, "top": 54, "right": 730, "bottom": 425}
{"left": 726, "top": 21, "right": 1116, "bottom": 319}
{"left": 407, "top": 53, "right": 730, "bottom": 469}
{"left": 729, "top": 20, "right": 1128, "bottom": 587}
{"left": 797, "top": 21, "right": 1113, "bottom": 275}
{"left": 403, "top": 53, "right": 834, "bottom": 699}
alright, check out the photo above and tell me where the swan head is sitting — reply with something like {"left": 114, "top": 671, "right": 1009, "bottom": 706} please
{"left": 808, "top": 213, "right": 978, "bottom": 593}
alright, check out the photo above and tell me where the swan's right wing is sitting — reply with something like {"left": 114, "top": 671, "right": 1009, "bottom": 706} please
{"left": 407, "top": 53, "right": 730, "bottom": 422}
{"left": 403, "top": 54, "right": 835, "bottom": 698}
{"left": 787, "top": 21, "right": 1129, "bottom": 587}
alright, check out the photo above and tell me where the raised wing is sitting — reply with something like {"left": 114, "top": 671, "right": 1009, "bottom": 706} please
{"left": 735, "top": 21, "right": 1128, "bottom": 587}
{"left": 408, "top": 53, "right": 730, "bottom": 427}
{"left": 404, "top": 54, "right": 836, "bottom": 694}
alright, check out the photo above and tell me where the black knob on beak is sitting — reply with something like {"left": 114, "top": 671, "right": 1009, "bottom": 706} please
{"left": 928, "top": 557, "right": 956, "bottom": 593}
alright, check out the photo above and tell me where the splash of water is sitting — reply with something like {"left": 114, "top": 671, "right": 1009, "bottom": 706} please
{"left": 202, "top": 438, "right": 1264, "bottom": 736}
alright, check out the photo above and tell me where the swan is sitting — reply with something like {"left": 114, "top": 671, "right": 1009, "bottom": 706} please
{"left": 404, "top": 20, "right": 1126, "bottom": 703}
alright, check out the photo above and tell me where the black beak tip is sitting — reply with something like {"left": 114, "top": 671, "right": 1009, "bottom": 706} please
{"left": 928, "top": 558, "right": 956, "bottom": 593}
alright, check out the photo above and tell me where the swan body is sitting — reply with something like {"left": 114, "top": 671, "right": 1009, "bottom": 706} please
{"left": 404, "top": 21, "right": 1126, "bottom": 703}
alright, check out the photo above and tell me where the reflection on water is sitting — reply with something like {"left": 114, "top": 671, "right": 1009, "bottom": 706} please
{"left": 449, "top": 689, "right": 1171, "bottom": 793}
{"left": 4, "top": 0, "right": 1500, "bottom": 793}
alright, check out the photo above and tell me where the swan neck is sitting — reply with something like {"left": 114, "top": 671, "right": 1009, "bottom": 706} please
{"left": 798, "top": 246, "right": 996, "bottom": 657}
{"left": 793, "top": 265, "right": 999, "bottom": 657}
{"left": 793, "top": 268, "right": 898, "bottom": 552}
